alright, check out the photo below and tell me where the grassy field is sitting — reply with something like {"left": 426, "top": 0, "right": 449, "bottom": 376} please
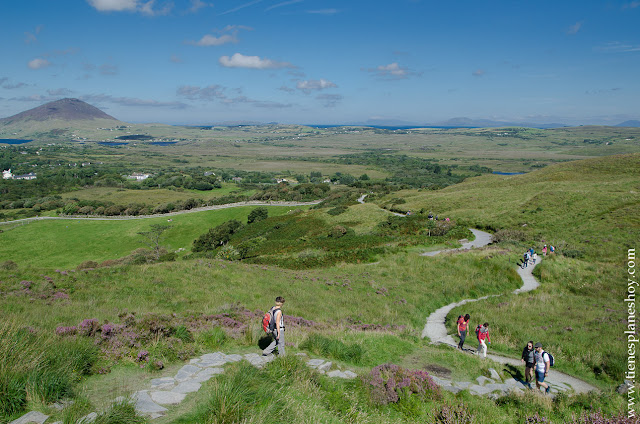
{"left": 0, "top": 149, "right": 635, "bottom": 422}
{"left": 0, "top": 205, "right": 299, "bottom": 268}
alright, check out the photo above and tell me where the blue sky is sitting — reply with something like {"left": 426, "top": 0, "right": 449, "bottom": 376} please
{"left": 1, "top": 0, "right": 639, "bottom": 125}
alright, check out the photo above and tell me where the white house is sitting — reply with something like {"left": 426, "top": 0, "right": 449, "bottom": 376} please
{"left": 2, "top": 169, "right": 12, "bottom": 179}
{"left": 14, "top": 172, "right": 37, "bottom": 180}
{"left": 128, "top": 172, "right": 151, "bottom": 181}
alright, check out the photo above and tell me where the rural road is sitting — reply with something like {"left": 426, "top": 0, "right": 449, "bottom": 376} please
{"left": 420, "top": 231, "right": 598, "bottom": 394}
{"left": 0, "top": 200, "right": 322, "bottom": 226}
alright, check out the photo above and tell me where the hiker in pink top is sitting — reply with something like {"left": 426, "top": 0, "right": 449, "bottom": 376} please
{"left": 476, "top": 322, "right": 491, "bottom": 358}
{"left": 542, "top": 245, "right": 548, "bottom": 256}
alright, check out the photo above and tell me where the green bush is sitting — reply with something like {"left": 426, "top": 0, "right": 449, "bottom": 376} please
{"left": 195, "top": 327, "right": 228, "bottom": 350}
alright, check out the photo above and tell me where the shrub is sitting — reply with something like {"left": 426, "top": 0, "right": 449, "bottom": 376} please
{"left": 434, "top": 403, "right": 475, "bottom": 424}
{"left": 247, "top": 207, "right": 268, "bottom": 224}
{"left": 326, "top": 205, "right": 348, "bottom": 216}
{"left": 493, "top": 228, "right": 528, "bottom": 243}
{"left": 364, "top": 363, "right": 440, "bottom": 406}
{"left": 0, "top": 260, "right": 18, "bottom": 270}
{"left": 93, "top": 399, "right": 147, "bottom": 424}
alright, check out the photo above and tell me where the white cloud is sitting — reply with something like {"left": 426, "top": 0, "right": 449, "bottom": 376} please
{"left": 219, "top": 53, "right": 293, "bottom": 69}
{"left": 87, "top": 0, "right": 138, "bottom": 12}
{"left": 296, "top": 79, "right": 337, "bottom": 93}
{"left": 140, "top": 0, "right": 173, "bottom": 16}
{"left": 187, "top": 0, "right": 210, "bottom": 13}
{"left": 472, "top": 69, "right": 485, "bottom": 77}
{"left": 188, "top": 34, "right": 237, "bottom": 46}
{"left": 28, "top": 58, "right": 51, "bottom": 70}
{"left": 266, "top": 0, "right": 303, "bottom": 12}
{"left": 567, "top": 21, "right": 583, "bottom": 35}
{"left": 365, "top": 62, "right": 419, "bottom": 79}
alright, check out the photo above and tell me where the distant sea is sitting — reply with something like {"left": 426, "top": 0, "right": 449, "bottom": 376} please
{"left": 98, "top": 142, "right": 128, "bottom": 146}
{"left": 0, "top": 139, "right": 32, "bottom": 144}
{"left": 307, "top": 125, "right": 478, "bottom": 130}
{"left": 492, "top": 171, "right": 525, "bottom": 175}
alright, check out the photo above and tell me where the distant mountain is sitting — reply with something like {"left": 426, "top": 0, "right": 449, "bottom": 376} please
{"left": 616, "top": 120, "right": 640, "bottom": 127}
{"left": 0, "top": 98, "right": 117, "bottom": 124}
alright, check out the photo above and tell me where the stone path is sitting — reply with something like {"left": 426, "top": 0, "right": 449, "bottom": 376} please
{"left": 420, "top": 233, "right": 599, "bottom": 395}
{"left": 9, "top": 352, "right": 356, "bottom": 424}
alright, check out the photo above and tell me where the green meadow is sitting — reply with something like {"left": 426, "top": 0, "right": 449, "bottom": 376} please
{"left": 0, "top": 132, "right": 637, "bottom": 422}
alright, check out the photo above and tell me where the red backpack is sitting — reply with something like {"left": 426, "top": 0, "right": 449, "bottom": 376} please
{"left": 262, "top": 308, "right": 280, "bottom": 334}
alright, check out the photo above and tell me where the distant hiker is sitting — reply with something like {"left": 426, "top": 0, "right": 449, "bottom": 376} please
{"left": 476, "top": 322, "right": 490, "bottom": 358}
{"left": 532, "top": 253, "right": 538, "bottom": 264}
{"left": 445, "top": 217, "right": 450, "bottom": 222}
{"left": 534, "top": 342, "right": 551, "bottom": 394}
{"left": 428, "top": 212, "right": 433, "bottom": 220}
{"left": 456, "top": 314, "right": 471, "bottom": 350}
{"left": 262, "top": 296, "right": 286, "bottom": 357}
{"left": 550, "top": 245, "right": 555, "bottom": 254}
{"left": 523, "top": 252, "right": 529, "bottom": 268}
{"left": 521, "top": 340, "right": 535, "bottom": 388}
{"left": 542, "top": 245, "right": 547, "bottom": 256}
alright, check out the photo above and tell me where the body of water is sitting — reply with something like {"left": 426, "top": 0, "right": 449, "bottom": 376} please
{"left": 0, "top": 139, "right": 33, "bottom": 144}
{"left": 149, "top": 141, "right": 177, "bottom": 146}
{"left": 492, "top": 171, "right": 525, "bottom": 175}
{"left": 98, "top": 142, "right": 128, "bottom": 146}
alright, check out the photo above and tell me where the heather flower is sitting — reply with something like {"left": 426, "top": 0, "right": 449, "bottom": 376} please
{"left": 365, "top": 363, "right": 440, "bottom": 405}
{"left": 78, "top": 318, "right": 99, "bottom": 336}
{"left": 56, "top": 325, "right": 77, "bottom": 336}
{"left": 20, "top": 280, "right": 32, "bottom": 290}
{"left": 136, "top": 350, "right": 150, "bottom": 362}
{"left": 52, "top": 291, "right": 69, "bottom": 301}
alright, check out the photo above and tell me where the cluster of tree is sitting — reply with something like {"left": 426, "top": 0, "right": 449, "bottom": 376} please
{"left": 141, "top": 172, "right": 222, "bottom": 191}
{"left": 251, "top": 183, "right": 330, "bottom": 202}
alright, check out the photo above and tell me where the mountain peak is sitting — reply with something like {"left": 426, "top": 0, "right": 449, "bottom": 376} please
{"left": 1, "top": 98, "right": 117, "bottom": 123}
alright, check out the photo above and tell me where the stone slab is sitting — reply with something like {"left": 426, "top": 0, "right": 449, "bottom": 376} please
{"left": 201, "top": 352, "right": 226, "bottom": 361}
{"left": 225, "top": 354, "right": 243, "bottom": 362}
{"left": 318, "top": 361, "right": 332, "bottom": 372}
{"left": 150, "top": 391, "right": 187, "bottom": 405}
{"left": 488, "top": 368, "right": 502, "bottom": 382}
{"left": 453, "top": 381, "right": 471, "bottom": 389}
{"left": 192, "top": 367, "right": 224, "bottom": 383}
{"left": 469, "top": 384, "right": 492, "bottom": 395}
{"left": 133, "top": 391, "right": 168, "bottom": 415}
{"left": 442, "top": 385, "right": 463, "bottom": 394}
{"left": 172, "top": 381, "right": 202, "bottom": 394}
{"left": 199, "top": 358, "right": 227, "bottom": 367}
{"left": 150, "top": 377, "right": 176, "bottom": 390}
{"left": 9, "top": 411, "right": 49, "bottom": 424}
{"left": 476, "top": 376, "right": 495, "bottom": 386}
{"left": 175, "top": 364, "right": 202, "bottom": 381}
{"left": 306, "top": 359, "right": 325, "bottom": 368}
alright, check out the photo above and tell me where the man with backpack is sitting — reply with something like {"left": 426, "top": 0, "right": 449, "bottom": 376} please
{"left": 534, "top": 342, "right": 551, "bottom": 394}
{"left": 262, "top": 296, "right": 286, "bottom": 357}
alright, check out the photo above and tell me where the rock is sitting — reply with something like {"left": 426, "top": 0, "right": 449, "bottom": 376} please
{"left": 172, "top": 381, "right": 202, "bottom": 394}
{"left": 488, "top": 368, "right": 502, "bottom": 382}
{"left": 189, "top": 358, "right": 201, "bottom": 365}
{"left": 150, "top": 377, "right": 176, "bottom": 390}
{"left": 198, "top": 358, "right": 227, "bottom": 367}
{"left": 468, "top": 384, "right": 492, "bottom": 395}
{"left": 476, "top": 376, "right": 495, "bottom": 386}
{"left": 201, "top": 352, "right": 226, "bottom": 362}
{"left": 343, "top": 371, "right": 358, "bottom": 379}
{"left": 150, "top": 391, "right": 187, "bottom": 405}
{"left": 442, "top": 385, "right": 463, "bottom": 394}
{"left": 485, "top": 383, "right": 509, "bottom": 393}
{"left": 132, "top": 391, "right": 168, "bottom": 415}
{"left": 318, "top": 361, "right": 332, "bottom": 372}
{"left": 295, "top": 352, "right": 308, "bottom": 358}
{"left": 306, "top": 359, "right": 325, "bottom": 368}
{"left": 225, "top": 354, "right": 243, "bottom": 362}
{"left": 453, "top": 381, "right": 471, "bottom": 389}
{"left": 175, "top": 364, "right": 202, "bottom": 381}
{"left": 617, "top": 380, "right": 634, "bottom": 394}
{"left": 192, "top": 367, "right": 224, "bottom": 382}
{"left": 78, "top": 412, "right": 98, "bottom": 423}
{"left": 9, "top": 411, "right": 49, "bottom": 424}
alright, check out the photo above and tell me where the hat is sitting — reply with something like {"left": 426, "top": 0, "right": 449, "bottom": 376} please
{"left": 534, "top": 342, "right": 542, "bottom": 348}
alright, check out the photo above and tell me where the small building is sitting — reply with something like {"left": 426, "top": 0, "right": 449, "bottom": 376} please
{"left": 2, "top": 169, "right": 13, "bottom": 179}
{"left": 14, "top": 172, "right": 37, "bottom": 180}
{"left": 232, "top": 176, "right": 243, "bottom": 183}
{"left": 128, "top": 172, "right": 150, "bottom": 181}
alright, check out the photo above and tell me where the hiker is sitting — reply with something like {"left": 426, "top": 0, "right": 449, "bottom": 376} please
{"left": 456, "top": 314, "right": 471, "bottom": 350}
{"left": 476, "top": 322, "right": 490, "bottom": 358}
{"left": 534, "top": 342, "right": 551, "bottom": 394}
{"left": 262, "top": 296, "right": 286, "bottom": 357}
{"left": 542, "top": 245, "right": 547, "bottom": 256}
{"left": 523, "top": 251, "right": 529, "bottom": 268}
{"left": 550, "top": 245, "right": 555, "bottom": 254}
{"left": 521, "top": 340, "right": 535, "bottom": 388}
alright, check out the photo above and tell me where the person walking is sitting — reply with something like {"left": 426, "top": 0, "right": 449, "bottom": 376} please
{"left": 534, "top": 342, "right": 551, "bottom": 394}
{"left": 542, "top": 245, "right": 547, "bottom": 256}
{"left": 456, "top": 314, "right": 471, "bottom": 350}
{"left": 476, "top": 322, "right": 491, "bottom": 358}
{"left": 262, "top": 296, "right": 286, "bottom": 357}
{"left": 521, "top": 341, "right": 535, "bottom": 388}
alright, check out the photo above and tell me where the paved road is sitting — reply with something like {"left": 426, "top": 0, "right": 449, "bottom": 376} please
{"left": 0, "top": 200, "right": 322, "bottom": 226}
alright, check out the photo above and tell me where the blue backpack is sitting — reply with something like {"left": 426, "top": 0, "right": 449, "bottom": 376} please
{"left": 544, "top": 351, "right": 555, "bottom": 367}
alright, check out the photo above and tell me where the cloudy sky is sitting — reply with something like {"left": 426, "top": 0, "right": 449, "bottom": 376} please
{"left": 1, "top": 0, "right": 639, "bottom": 125}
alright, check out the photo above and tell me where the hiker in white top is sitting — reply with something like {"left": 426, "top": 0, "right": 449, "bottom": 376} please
{"left": 534, "top": 342, "right": 551, "bottom": 394}
{"left": 262, "top": 296, "right": 285, "bottom": 357}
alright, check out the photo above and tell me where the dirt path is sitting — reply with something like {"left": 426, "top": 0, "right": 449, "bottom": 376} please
{"left": 0, "top": 200, "right": 322, "bottom": 226}
{"left": 420, "top": 234, "right": 599, "bottom": 394}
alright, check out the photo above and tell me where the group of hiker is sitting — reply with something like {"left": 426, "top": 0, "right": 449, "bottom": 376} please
{"left": 521, "top": 244, "right": 555, "bottom": 268}
{"left": 457, "top": 314, "right": 553, "bottom": 394}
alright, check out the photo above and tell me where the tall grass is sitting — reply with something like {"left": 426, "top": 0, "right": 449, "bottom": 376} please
{"left": 0, "top": 320, "right": 99, "bottom": 421}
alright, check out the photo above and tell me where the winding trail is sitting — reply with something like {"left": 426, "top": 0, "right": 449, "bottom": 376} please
{"left": 420, "top": 231, "right": 598, "bottom": 394}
